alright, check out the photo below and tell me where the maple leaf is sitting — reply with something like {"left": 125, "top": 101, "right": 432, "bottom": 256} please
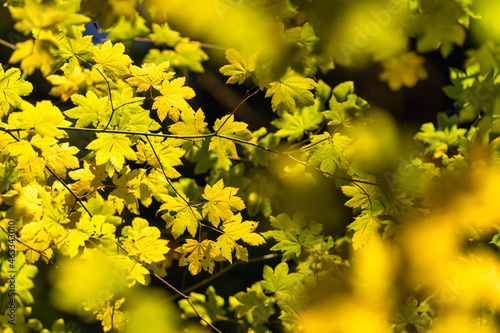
{"left": 42, "top": 142, "right": 80, "bottom": 178}
{"left": 3, "top": 140, "right": 45, "bottom": 180}
{"left": 159, "top": 193, "right": 201, "bottom": 238}
{"left": 86, "top": 133, "right": 137, "bottom": 171}
{"left": 209, "top": 115, "right": 252, "bottom": 161}
{"left": 272, "top": 105, "right": 323, "bottom": 142}
{"left": 348, "top": 210, "right": 383, "bottom": 250}
{"left": 93, "top": 40, "right": 132, "bottom": 79}
{"left": 215, "top": 213, "right": 265, "bottom": 263}
{"left": 260, "top": 262, "right": 302, "bottom": 295}
{"left": 168, "top": 108, "right": 208, "bottom": 146}
{"left": 9, "top": 38, "right": 54, "bottom": 76}
{"left": 152, "top": 76, "right": 195, "bottom": 122}
{"left": 307, "top": 133, "right": 352, "bottom": 174}
{"left": 17, "top": 221, "right": 54, "bottom": 263}
{"left": 220, "top": 48, "right": 259, "bottom": 84}
{"left": 126, "top": 62, "right": 174, "bottom": 92}
{"left": 149, "top": 23, "right": 182, "bottom": 47}
{"left": 68, "top": 161, "right": 107, "bottom": 197}
{"left": 7, "top": 183, "right": 43, "bottom": 222}
{"left": 135, "top": 138, "right": 185, "bottom": 178}
{"left": 323, "top": 81, "right": 369, "bottom": 131}
{"left": 171, "top": 39, "right": 209, "bottom": 73}
{"left": 0, "top": 66, "right": 33, "bottom": 114}
{"left": 265, "top": 69, "right": 317, "bottom": 112}
{"left": 379, "top": 52, "right": 428, "bottom": 91}
{"left": 64, "top": 227, "right": 90, "bottom": 258}
{"left": 0, "top": 161, "right": 20, "bottom": 193}
{"left": 47, "top": 64, "right": 86, "bottom": 101}
{"left": 66, "top": 90, "right": 111, "bottom": 128}
{"left": 229, "top": 283, "right": 275, "bottom": 326}
{"left": 9, "top": 0, "right": 89, "bottom": 35}
{"left": 202, "top": 179, "right": 245, "bottom": 227}
{"left": 113, "top": 255, "right": 150, "bottom": 287}
{"left": 176, "top": 239, "right": 215, "bottom": 275}
{"left": 122, "top": 218, "right": 169, "bottom": 264}
{"left": 108, "top": 167, "right": 141, "bottom": 214}
{"left": 17, "top": 100, "right": 70, "bottom": 138}
{"left": 341, "top": 177, "right": 381, "bottom": 212}
{"left": 178, "top": 286, "right": 227, "bottom": 324}
{"left": 38, "top": 28, "right": 93, "bottom": 75}
{"left": 95, "top": 298, "right": 129, "bottom": 332}
{"left": 262, "top": 213, "right": 323, "bottom": 261}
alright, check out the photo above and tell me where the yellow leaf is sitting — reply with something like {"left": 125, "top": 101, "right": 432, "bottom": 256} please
{"left": 176, "top": 239, "right": 215, "bottom": 275}
{"left": 152, "top": 76, "right": 195, "bottom": 122}
{"left": 17, "top": 100, "right": 70, "bottom": 138}
{"left": 42, "top": 142, "right": 79, "bottom": 178}
{"left": 379, "top": 52, "right": 428, "bottom": 91}
{"left": 202, "top": 179, "right": 245, "bottom": 227}
{"left": 126, "top": 62, "right": 174, "bottom": 92}
{"left": 215, "top": 213, "right": 265, "bottom": 263}
{"left": 86, "top": 133, "right": 137, "bottom": 171}
{"left": 93, "top": 40, "right": 132, "bottom": 79}
{"left": 0, "top": 66, "right": 33, "bottom": 115}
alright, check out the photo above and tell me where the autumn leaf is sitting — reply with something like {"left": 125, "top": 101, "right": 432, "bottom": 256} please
{"left": 209, "top": 115, "right": 252, "bottom": 161}
{"left": 379, "top": 52, "right": 428, "bottom": 91}
{"left": 348, "top": 210, "right": 383, "bottom": 250}
{"left": 220, "top": 48, "right": 259, "bottom": 84}
{"left": 17, "top": 100, "right": 70, "bottom": 138}
{"left": 126, "top": 62, "right": 174, "bottom": 92}
{"left": 86, "top": 133, "right": 137, "bottom": 171}
{"left": 202, "top": 179, "right": 245, "bottom": 227}
{"left": 159, "top": 193, "right": 201, "bottom": 239}
{"left": 42, "top": 142, "right": 79, "bottom": 178}
{"left": 93, "top": 40, "right": 132, "bottom": 79}
{"left": 152, "top": 76, "right": 195, "bottom": 122}
{"left": 215, "top": 213, "right": 265, "bottom": 263}
{"left": 0, "top": 66, "right": 33, "bottom": 114}
{"left": 121, "top": 218, "right": 169, "bottom": 264}
{"left": 66, "top": 90, "right": 111, "bottom": 128}
{"left": 265, "top": 70, "right": 317, "bottom": 112}
{"left": 168, "top": 108, "right": 208, "bottom": 146}
{"left": 176, "top": 239, "right": 215, "bottom": 275}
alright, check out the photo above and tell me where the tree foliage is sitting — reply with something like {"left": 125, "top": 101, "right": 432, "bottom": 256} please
{"left": 2, "top": 0, "right": 500, "bottom": 332}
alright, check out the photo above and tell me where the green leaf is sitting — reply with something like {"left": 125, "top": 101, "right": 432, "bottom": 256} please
{"left": 220, "top": 48, "right": 259, "bottom": 84}
{"left": 149, "top": 22, "right": 182, "bottom": 47}
{"left": 323, "top": 81, "right": 369, "bottom": 131}
{"left": 272, "top": 105, "right": 323, "bottom": 142}
{"left": 262, "top": 213, "right": 324, "bottom": 261}
{"left": 260, "top": 262, "right": 302, "bottom": 295}
{"left": 178, "top": 286, "right": 226, "bottom": 324}
{"left": 307, "top": 132, "right": 352, "bottom": 174}
{"left": 265, "top": 69, "right": 317, "bottom": 112}
{"left": 229, "top": 282, "right": 275, "bottom": 326}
